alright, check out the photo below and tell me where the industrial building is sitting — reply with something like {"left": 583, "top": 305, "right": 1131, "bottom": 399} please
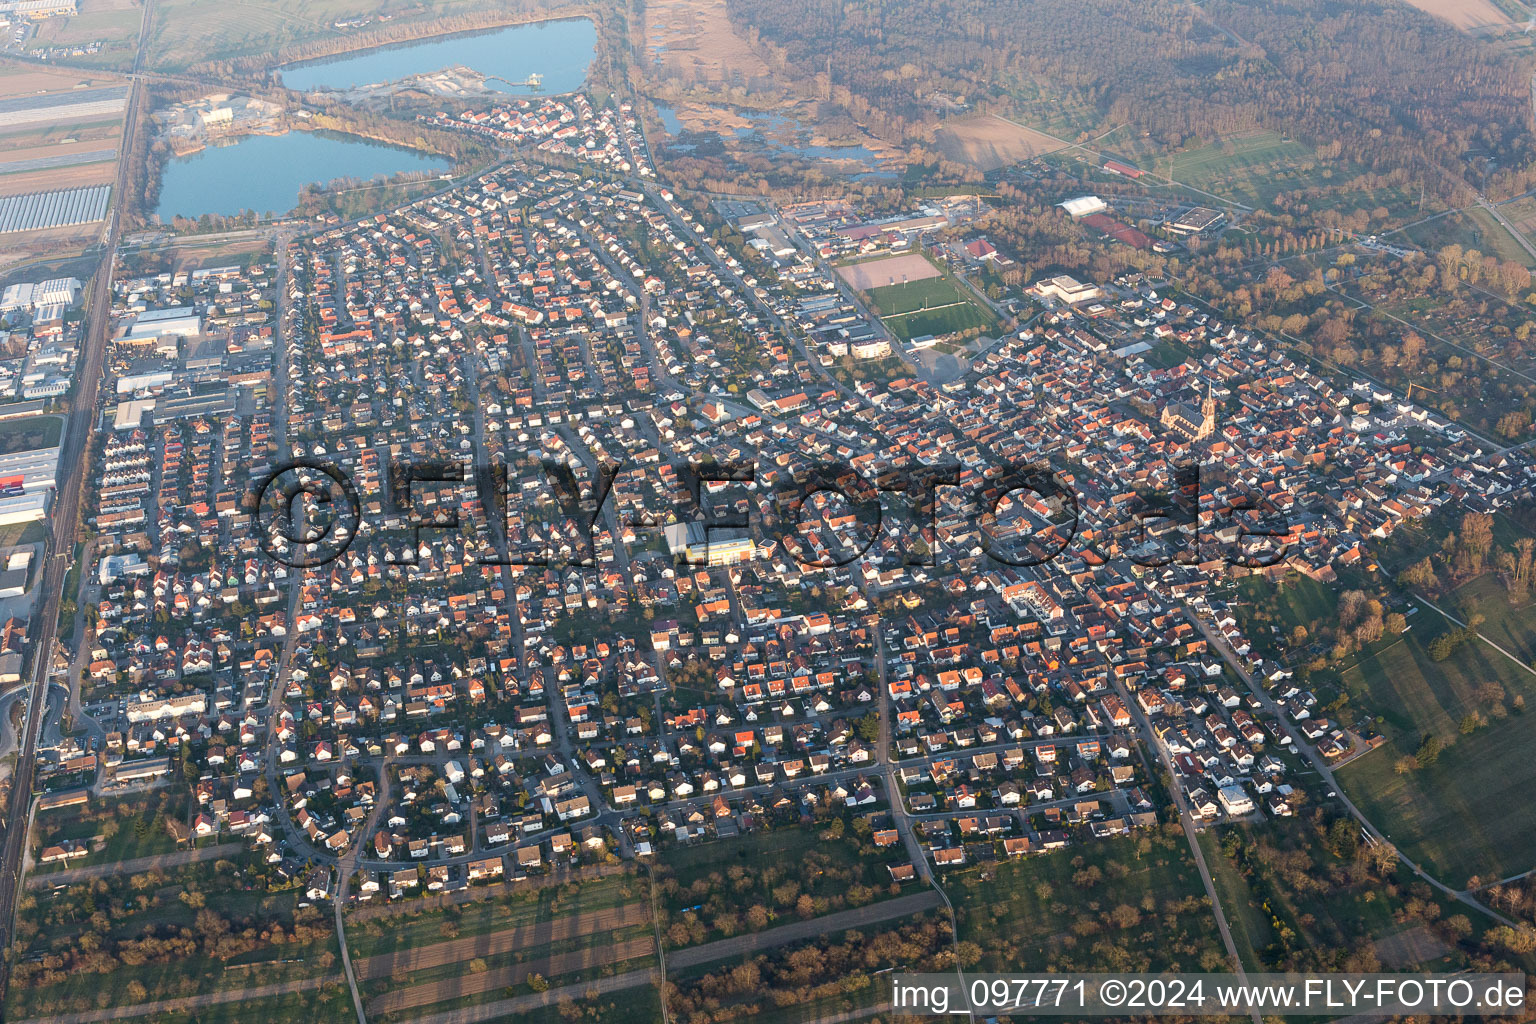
{"left": 1166, "top": 207, "right": 1226, "bottom": 236}
{"left": 0, "top": 491, "right": 49, "bottom": 528}
{"left": 0, "top": 0, "right": 78, "bottom": 18}
{"left": 124, "top": 306, "right": 202, "bottom": 340}
{"left": 0, "top": 277, "right": 82, "bottom": 312}
{"left": 0, "top": 446, "right": 60, "bottom": 493}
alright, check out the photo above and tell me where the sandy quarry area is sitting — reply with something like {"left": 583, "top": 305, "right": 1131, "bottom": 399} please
{"left": 934, "top": 114, "right": 1065, "bottom": 171}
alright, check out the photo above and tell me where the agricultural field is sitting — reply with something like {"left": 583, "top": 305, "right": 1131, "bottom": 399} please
{"left": 142, "top": 0, "right": 510, "bottom": 70}
{"left": 1335, "top": 608, "right": 1536, "bottom": 886}
{"left": 951, "top": 827, "right": 1226, "bottom": 973}
{"left": 345, "top": 869, "right": 643, "bottom": 960}
{"left": 26, "top": 0, "right": 144, "bottom": 68}
{"left": 0, "top": 63, "right": 125, "bottom": 197}
{"left": 933, "top": 114, "right": 1065, "bottom": 171}
{"left": 653, "top": 822, "right": 914, "bottom": 949}
{"left": 1395, "top": 0, "right": 1524, "bottom": 31}
{"left": 350, "top": 872, "right": 657, "bottom": 1023}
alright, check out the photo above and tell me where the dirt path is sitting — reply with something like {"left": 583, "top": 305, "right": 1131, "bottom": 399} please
{"left": 354, "top": 902, "right": 652, "bottom": 980}
{"left": 367, "top": 936, "right": 657, "bottom": 1015}
{"left": 669, "top": 889, "right": 941, "bottom": 968}
{"left": 10, "top": 974, "right": 343, "bottom": 1024}
{"left": 26, "top": 841, "right": 245, "bottom": 889}
{"left": 397, "top": 889, "right": 945, "bottom": 1024}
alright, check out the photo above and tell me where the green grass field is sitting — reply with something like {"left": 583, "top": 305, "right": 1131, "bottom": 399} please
{"left": 97, "top": 984, "right": 355, "bottom": 1024}
{"left": 142, "top": 0, "right": 515, "bottom": 70}
{"left": 31, "top": 789, "right": 190, "bottom": 874}
{"left": 1334, "top": 609, "right": 1536, "bottom": 886}
{"left": 346, "top": 871, "right": 642, "bottom": 960}
{"left": 862, "top": 275, "right": 997, "bottom": 342}
{"left": 7, "top": 861, "right": 341, "bottom": 1021}
{"left": 952, "top": 827, "right": 1225, "bottom": 972}
{"left": 1464, "top": 205, "right": 1536, "bottom": 269}
{"left": 0, "top": 415, "right": 62, "bottom": 455}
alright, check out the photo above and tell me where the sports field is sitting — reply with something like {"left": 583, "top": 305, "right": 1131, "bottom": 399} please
{"left": 863, "top": 275, "right": 997, "bottom": 342}
{"left": 834, "top": 252, "right": 941, "bottom": 291}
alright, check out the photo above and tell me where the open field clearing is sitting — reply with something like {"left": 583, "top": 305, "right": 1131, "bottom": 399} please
{"left": 643, "top": 0, "right": 772, "bottom": 86}
{"left": 1139, "top": 130, "right": 1319, "bottom": 207}
{"left": 0, "top": 63, "right": 123, "bottom": 100}
{"left": 143, "top": 0, "right": 516, "bottom": 70}
{"left": 29, "top": 0, "right": 145, "bottom": 67}
{"left": 1335, "top": 608, "right": 1536, "bottom": 886}
{"left": 952, "top": 829, "right": 1222, "bottom": 972}
{"left": 353, "top": 901, "right": 652, "bottom": 980}
{"left": 367, "top": 934, "right": 656, "bottom": 1015}
{"left": 934, "top": 114, "right": 1064, "bottom": 170}
{"left": 0, "top": 414, "right": 62, "bottom": 455}
{"left": 1393, "top": 0, "right": 1522, "bottom": 31}
{"left": 347, "top": 870, "right": 642, "bottom": 959}
{"left": 834, "top": 252, "right": 942, "bottom": 291}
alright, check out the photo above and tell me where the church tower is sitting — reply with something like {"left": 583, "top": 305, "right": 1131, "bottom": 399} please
{"left": 1200, "top": 382, "right": 1217, "bottom": 437}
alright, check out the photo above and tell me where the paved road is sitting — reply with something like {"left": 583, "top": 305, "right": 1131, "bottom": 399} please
{"left": 25, "top": 841, "right": 244, "bottom": 889}
{"left": 0, "top": 0, "right": 155, "bottom": 995}
{"left": 1191, "top": 615, "right": 1519, "bottom": 927}
{"left": 10, "top": 973, "right": 343, "bottom": 1024}
{"left": 335, "top": 761, "right": 392, "bottom": 1024}
{"left": 1104, "top": 653, "right": 1256, "bottom": 1023}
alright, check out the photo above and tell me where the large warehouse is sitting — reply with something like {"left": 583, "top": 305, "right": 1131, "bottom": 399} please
{"left": 0, "top": 491, "right": 48, "bottom": 528}
{"left": 124, "top": 306, "right": 202, "bottom": 340}
{"left": 0, "top": 446, "right": 60, "bottom": 494}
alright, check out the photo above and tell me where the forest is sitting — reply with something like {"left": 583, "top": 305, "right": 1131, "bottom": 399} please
{"left": 722, "top": 0, "right": 1535, "bottom": 201}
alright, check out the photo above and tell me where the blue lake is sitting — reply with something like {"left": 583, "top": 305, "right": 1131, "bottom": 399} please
{"left": 280, "top": 18, "right": 596, "bottom": 94}
{"left": 155, "top": 131, "right": 451, "bottom": 220}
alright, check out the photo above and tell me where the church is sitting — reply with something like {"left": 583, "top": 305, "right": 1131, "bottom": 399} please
{"left": 1160, "top": 382, "right": 1217, "bottom": 442}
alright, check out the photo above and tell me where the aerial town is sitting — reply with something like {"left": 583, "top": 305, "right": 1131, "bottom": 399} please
{"left": 4, "top": 2, "right": 1536, "bottom": 1022}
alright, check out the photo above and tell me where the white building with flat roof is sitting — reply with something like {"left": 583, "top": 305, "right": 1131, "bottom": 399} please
{"left": 1058, "top": 196, "right": 1107, "bottom": 218}
{"left": 125, "top": 307, "right": 201, "bottom": 340}
{"left": 1031, "top": 275, "right": 1103, "bottom": 305}
{"left": 0, "top": 491, "right": 48, "bottom": 527}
